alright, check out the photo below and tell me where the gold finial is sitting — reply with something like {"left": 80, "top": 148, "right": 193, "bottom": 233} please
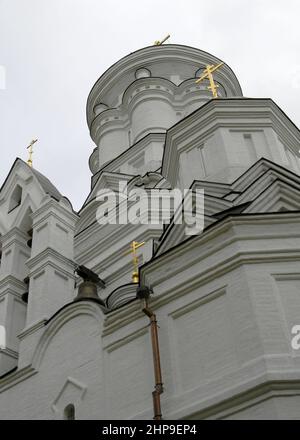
{"left": 195, "top": 62, "right": 224, "bottom": 98}
{"left": 26, "top": 139, "right": 38, "bottom": 167}
{"left": 154, "top": 34, "right": 170, "bottom": 46}
{"left": 125, "top": 241, "right": 145, "bottom": 283}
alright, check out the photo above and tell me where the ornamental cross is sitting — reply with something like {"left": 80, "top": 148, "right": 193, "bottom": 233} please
{"left": 154, "top": 34, "right": 170, "bottom": 46}
{"left": 195, "top": 62, "right": 224, "bottom": 98}
{"left": 26, "top": 139, "right": 38, "bottom": 167}
{"left": 124, "top": 241, "right": 145, "bottom": 284}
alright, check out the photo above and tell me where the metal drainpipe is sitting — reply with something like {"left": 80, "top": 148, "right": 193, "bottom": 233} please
{"left": 142, "top": 300, "right": 164, "bottom": 420}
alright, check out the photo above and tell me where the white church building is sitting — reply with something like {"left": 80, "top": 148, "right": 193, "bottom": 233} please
{"left": 0, "top": 44, "right": 300, "bottom": 420}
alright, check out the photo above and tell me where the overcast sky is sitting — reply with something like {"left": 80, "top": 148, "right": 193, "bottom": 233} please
{"left": 0, "top": 0, "right": 299, "bottom": 210}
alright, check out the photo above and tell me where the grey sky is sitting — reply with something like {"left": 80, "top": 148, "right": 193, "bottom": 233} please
{"left": 0, "top": 0, "right": 299, "bottom": 210}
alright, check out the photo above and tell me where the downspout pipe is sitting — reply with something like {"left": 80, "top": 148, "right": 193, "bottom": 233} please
{"left": 137, "top": 286, "right": 164, "bottom": 420}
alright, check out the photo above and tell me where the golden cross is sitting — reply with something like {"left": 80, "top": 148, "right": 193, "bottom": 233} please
{"left": 154, "top": 34, "right": 170, "bottom": 46}
{"left": 26, "top": 139, "right": 38, "bottom": 167}
{"left": 195, "top": 62, "right": 224, "bottom": 98}
{"left": 124, "top": 241, "right": 145, "bottom": 283}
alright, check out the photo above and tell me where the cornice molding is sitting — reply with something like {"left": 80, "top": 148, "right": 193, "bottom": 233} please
{"left": 0, "top": 365, "right": 37, "bottom": 393}
{"left": 0, "top": 275, "right": 26, "bottom": 298}
{"left": 18, "top": 318, "right": 47, "bottom": 341}
{"left": 103, "top": 246, "right": 300, "bottom": 335}
{"left": 140, "top": 212, "right": 300, "bottom": 286}
{"left": 136, "top": 373, "right": 300, "bottom": 420}
{"left": 26, "top": 247, "right": 75, "bottom": 275}
{"left": 1, "top": 227, "right": 29, "bottom": 250}
{"left": 0, "top": 347, "right": 18, "bottom": 358}
{"left": 32, "top": 198, "right": 78, "bottom": 228}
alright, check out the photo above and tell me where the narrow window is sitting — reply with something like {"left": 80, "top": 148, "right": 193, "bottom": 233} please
{"left": 0, "top": 325, "right": 6, "bottom": 350}
{"left": 64, "top": 404, "right": 75, "bottom": 420}
{"left": 8, "top": 185, "right": 23, "bottom": 212}
{"left": 243, "top": 133, "right": 257, "bottom": 162}
{"left": 198, "top": 144, "right": 207, "bottom": 177}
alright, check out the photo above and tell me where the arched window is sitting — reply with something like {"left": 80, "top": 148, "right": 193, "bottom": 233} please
{"left": 63, "top": 404, "right": 75, "bottom": 420}
{"left": 8, "top": 185, "right": 23, "bottom": 212}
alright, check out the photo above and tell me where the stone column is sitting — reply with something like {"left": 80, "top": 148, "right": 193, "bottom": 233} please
{"left": 25, "top": 196, "right": 78, "bottom": 328}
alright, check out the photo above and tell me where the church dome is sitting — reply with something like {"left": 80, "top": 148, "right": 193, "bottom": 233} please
{"left": 86, "top": 44, "right": 243, "bottom": 172}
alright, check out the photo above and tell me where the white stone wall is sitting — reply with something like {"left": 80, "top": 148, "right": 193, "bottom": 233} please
{"left": 0, "top": 215, "right": 299, "bottom": 419}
